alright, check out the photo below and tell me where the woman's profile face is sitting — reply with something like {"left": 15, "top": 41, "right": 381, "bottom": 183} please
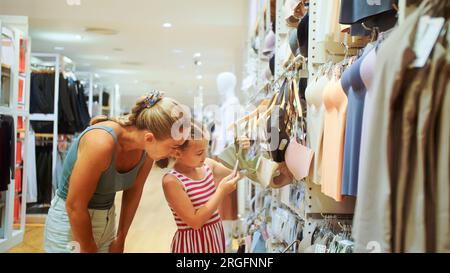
{"left": 144, "top": 135, "right": 185, "bottom": 161}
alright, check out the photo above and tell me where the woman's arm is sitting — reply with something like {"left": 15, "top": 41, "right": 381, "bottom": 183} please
{"left": 110, "top": 157, "right": 153, "bottom": 253}
{"left": 162, "top": 172, "right": 240, "bottom": 230}
{"left": 65, "top": 131, "right": 115, "bottom": 253}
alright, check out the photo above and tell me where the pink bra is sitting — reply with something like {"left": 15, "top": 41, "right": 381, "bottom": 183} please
{"left": 360, "top": 48, "right": 377, "bottom": 90}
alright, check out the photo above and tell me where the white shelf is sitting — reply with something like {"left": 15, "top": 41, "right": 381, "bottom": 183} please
{"left": 29, "top": 113, "right": 55, "bottom": 121}
{"left": 0, "top": 230, "right": 24, "bottom": 252}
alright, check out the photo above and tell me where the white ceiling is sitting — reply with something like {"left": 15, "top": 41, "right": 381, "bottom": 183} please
{"left": 0, "top": 0, "right": 249, "bottom": 111}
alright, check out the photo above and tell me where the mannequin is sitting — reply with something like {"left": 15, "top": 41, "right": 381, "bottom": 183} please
{"left": 212, "top": 72, "right": 240, "bottom": 156}
{"left": 213, "top": 72, "right": 240, "bottom": 252}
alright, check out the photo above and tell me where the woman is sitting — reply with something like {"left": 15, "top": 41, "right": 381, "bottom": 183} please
{"left": 44, "top": 91, "right": 188, "bottom": 253}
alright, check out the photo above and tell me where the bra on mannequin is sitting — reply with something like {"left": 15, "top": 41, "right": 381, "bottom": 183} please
{"left": 306, "top": 74, "right": 328, "bottom": 110}
{"left": 360, "top": 47, "right": 377, "bottom": 90}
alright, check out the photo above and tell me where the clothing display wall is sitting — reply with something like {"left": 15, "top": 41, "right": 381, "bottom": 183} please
{"left": 239, "top": 0, "right": 449, "bottom": 254}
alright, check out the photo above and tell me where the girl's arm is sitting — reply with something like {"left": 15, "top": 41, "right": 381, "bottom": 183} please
{"left": 66, "top": 130, "right": 115, "bottom": 253}
{"left": 162, "top": 172, "right": 241, "bottom": 230}
{"left": 110, "top": 157, "right": 154, "bottom": 253}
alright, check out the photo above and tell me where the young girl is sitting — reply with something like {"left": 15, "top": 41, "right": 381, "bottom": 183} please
{"left": 161, "top": 123, "right": 244, "bottom": 253}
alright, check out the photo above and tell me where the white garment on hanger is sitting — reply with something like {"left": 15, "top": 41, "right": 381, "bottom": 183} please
{"left": 316, "top": 0, "right": 342, "bottom": 43}
{"left": 26, "top": 131, "right": 37, "bottom": 203}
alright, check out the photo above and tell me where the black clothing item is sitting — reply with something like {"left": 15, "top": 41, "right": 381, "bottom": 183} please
{"left": 75, "top": 81, "right": 90, "bottom": 130}
{"left": 30, "top": 73, "right": 54, "bottom": 114}
{"left": 339, "top": 0, "right": 396, "bottom": 24}
{"left": 30, "top": 72, "right": 90, "bottom": 134}
{"left": 35, "top": 144, "right": 52, "bottom": 204}
{"left": 58, "top": 75, "right": 76, "bottom": 134}
{"left": 0, "top": 115, "right": 15, "bottom": 191}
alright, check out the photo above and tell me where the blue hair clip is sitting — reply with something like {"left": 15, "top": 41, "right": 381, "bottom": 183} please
{"left": 144, "top": 90, "right": 163, "bottom": 108}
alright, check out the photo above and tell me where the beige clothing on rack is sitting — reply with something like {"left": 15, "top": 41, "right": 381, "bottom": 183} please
{"left": 434, "top": 52, "right": 450, "bottom": 252}
{"left": 305, "top": 74, "right": 328, "bottom": 185}
{"left": 321, "top": 79, "right": 348, "bottom": 202}
{"left": 353, "top": 7, "right": 423, "bottom": 253}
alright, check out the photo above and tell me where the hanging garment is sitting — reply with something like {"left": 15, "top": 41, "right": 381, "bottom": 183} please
{"left": 76, "top": 81, "right": 91, "bottom": 130}
{"left": 305, "top": 74, "right": 328, "bottom": 185}
{"left": 0, "top": 115, "right": 15, "bottom": 192}
{"left": 26, "top": 131, "right": 38, "bottom": 203}
{"left": 339, "top": 0, "right": 396, "bottom": 24}
{"left": 166, "top": 164, "right": 225, "bottom": 253}
{"left": 433, "top": 49, "right": 450, "bottom": 252}
{"left": 353, "top": 7, "right": 423, "bottom": 253}
{"left": 316, "top": 0, "right": 342, "bottom": 43}
{"left": 391, "top": 41, "right": 447, "bottom": 253}
{"left": 30, "top": 73, "right": 55, "bottom": 114}
{"left": 321, "top": 78, "right": 348, "bottom": 202}
{"left": 341, "top": 46, "right": 374, "bottom": 197}
{"left": 58, "top": 74, "right": 76, "bottom": 134}
{"left": 36, "top": 144, "right": 53, "bottom": 204}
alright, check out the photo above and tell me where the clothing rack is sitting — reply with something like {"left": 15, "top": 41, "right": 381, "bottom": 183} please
{"left": 29, "top": 53, "right": 60, "bottom": 197}
{"left": 0, "top": 15, "right": 31, "bottom": 252}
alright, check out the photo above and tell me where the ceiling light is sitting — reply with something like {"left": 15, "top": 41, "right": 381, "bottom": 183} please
{"left": 134, "top": 80, "right": 139, "bottom": 84}
{"left": 193, "top": 53, "right": 201, "bottom": 58}
{"left": 54, "top": 46, "right": 64, "bottom": 51}
{"left": 94, "top": 73, "right": 100, "bottom": 78}
{"left": 195, "top": 60, "right": 202, "bottom": 66}
{"left": 196, "top": 75, "right": 203, "bottom": 80}
{"left": 66, "top": 0, "right": 81, "bottom": 6}
{"left": 75, "top": 34, "right": 82, "bottom": 40}
{"left": 172, "top": 49, "right": 183, "bottom": 54}
{"left": 85, "top": 27, "right": 119, "bottom": 35}
{"left": 63, "top": 56, "right": 73, "bottom": 64}
{"left": 94, "top": 84, "right": 98, "bottom": 88}
{"left": 163, "top": 23, "right": 172, "bottom": 28}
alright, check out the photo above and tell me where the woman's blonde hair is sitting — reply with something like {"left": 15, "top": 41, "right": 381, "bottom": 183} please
{"left": 90, "top": 93, "right": 187, "bottom": 140}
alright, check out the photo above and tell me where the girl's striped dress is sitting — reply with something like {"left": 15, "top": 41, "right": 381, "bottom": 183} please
{"left": 166, "top": 164, "right": 225, "bottom": 253}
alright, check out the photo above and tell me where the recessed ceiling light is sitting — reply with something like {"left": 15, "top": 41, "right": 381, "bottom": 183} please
{"left": 85, "top": 27, "right": 119, "bottom": 35}
{"left": 75, "top": 34, "right": 82, "bottom": 40}
{"left": 193, "top": 53, "right": 201, "bottom": 58}
{"left": 66, "top": 0, "right": 81, "bottom": 6}
{"left": 163, "top": 23, "right": 172, "bottom": 28}
{"left": 94, "top": 73, "right": 100, "bottom": 78}
{"left": 94, "top": 84, "right": 98, "bottom": 88}
{"left": 196, "top": 75, "right": 203, "bottom": 80}
{"left": 54, "top": 46, "right": 64, "bottom": 51}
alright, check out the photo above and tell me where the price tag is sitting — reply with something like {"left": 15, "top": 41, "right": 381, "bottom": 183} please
{"left": 411, "top": 16, "right": 445, "bottom": 68}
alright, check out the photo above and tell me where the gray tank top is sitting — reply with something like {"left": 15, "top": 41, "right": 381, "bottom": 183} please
{"left": 57, "top": 125, "right": 146, "bottom": 210}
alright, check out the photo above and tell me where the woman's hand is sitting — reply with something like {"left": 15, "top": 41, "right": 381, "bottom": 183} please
{"left": 218, "top": 172, "right": 241, "bottom": 195}
{"left": 109, "top": 237, "right": 125, "bottom": 253}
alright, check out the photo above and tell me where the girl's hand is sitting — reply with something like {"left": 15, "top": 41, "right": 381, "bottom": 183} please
{"left": 218, "top": 172, "right": 241, "bottom": 195}
{"left": 237, "top": 136, "right": 251, "bottom": 151}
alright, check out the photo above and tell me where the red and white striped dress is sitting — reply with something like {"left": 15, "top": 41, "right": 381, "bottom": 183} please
{"left": 166, "top": 164, "right": 225, "bottom": 253}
